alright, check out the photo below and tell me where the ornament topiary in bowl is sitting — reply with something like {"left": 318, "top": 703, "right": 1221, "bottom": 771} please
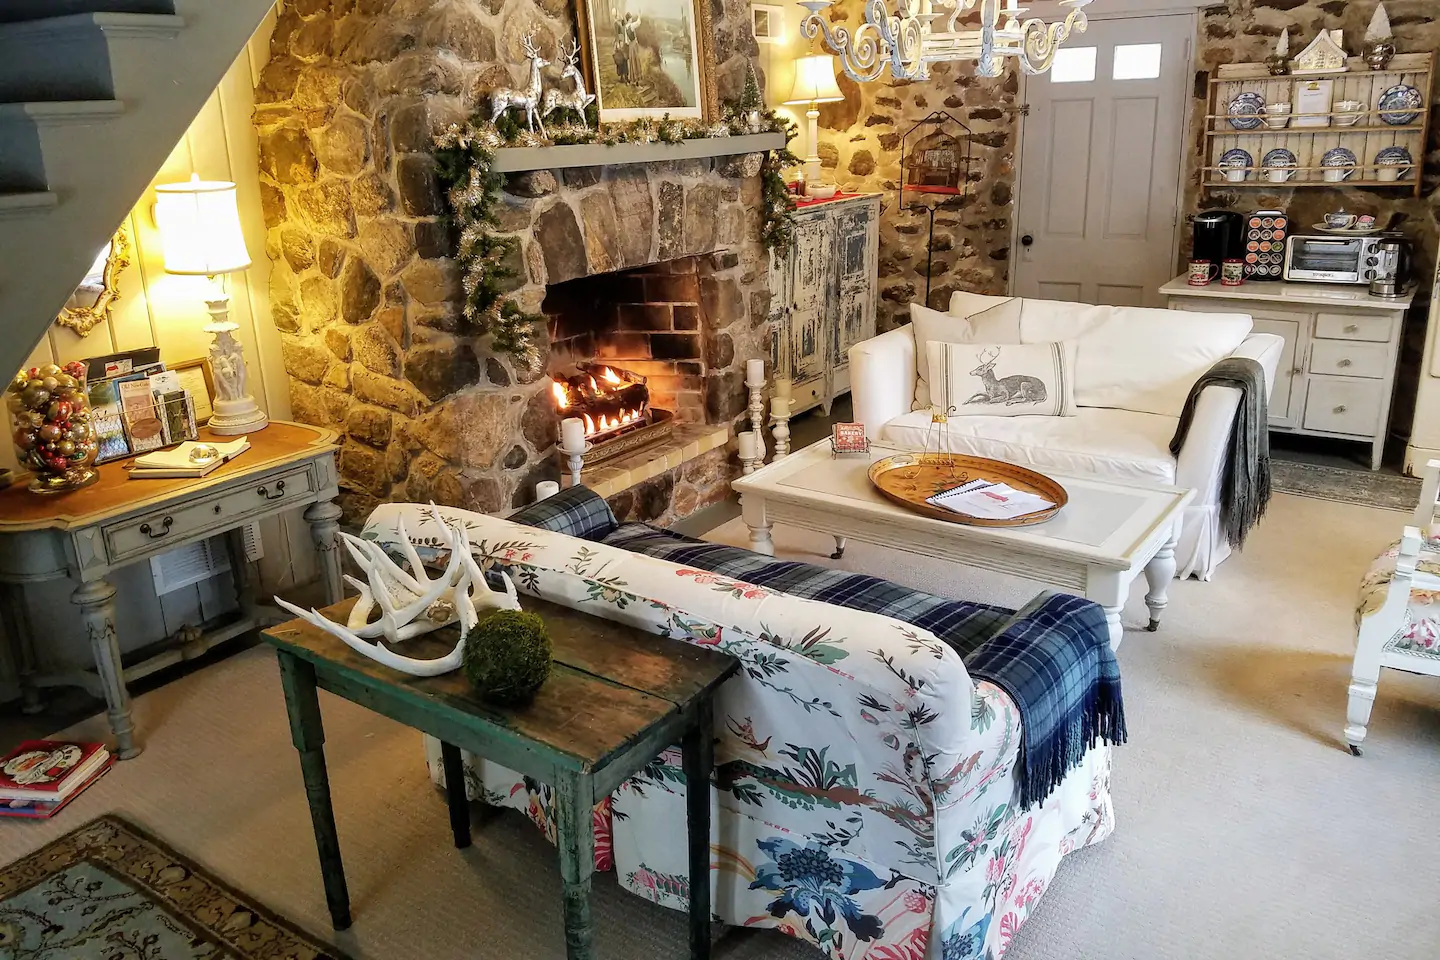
{"left": 462, "top": 609, "right": 553, "bottom": 706}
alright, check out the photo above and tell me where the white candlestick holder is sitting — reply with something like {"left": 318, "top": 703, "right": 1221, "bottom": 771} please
{"left": 770, "top": 400, "right": 792, "bottom": 459}
{"left": 746, "top": 380, "right": 767, "bottom": 463}
{"left": 562, "top": 442, "right": 591, "bottom": 488}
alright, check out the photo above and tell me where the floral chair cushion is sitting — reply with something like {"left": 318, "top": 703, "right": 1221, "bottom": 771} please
{"left": 1356, "top": 533, "right": 1440, "bottom": 659}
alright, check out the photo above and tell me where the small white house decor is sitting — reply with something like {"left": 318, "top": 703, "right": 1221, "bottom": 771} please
{"left": 1292, "top": 29, "right": 1348, "bottom": 75}
{"left": 275, "top": 512, "right": 522, "bottom": 677}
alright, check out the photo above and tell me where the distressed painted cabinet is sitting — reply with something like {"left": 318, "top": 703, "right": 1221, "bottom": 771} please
{"left": 1162, "top": 277, "right": 1415, "bottom": 470}
{"left": 769, "top": 194, "right": 880, "bottom": 415}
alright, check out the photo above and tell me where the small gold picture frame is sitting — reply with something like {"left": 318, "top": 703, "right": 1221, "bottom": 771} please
{"left": 171, "top": 358, "right": 216, "bottom": 425}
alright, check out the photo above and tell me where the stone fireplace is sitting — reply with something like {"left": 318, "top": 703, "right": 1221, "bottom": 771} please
{"left": 252, "top": 0, "right": 771, "bottom": 526}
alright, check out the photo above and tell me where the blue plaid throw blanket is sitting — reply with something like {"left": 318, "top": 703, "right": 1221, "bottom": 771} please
{"left": 512, "top": 487, "right": 1126, "bottom": 808}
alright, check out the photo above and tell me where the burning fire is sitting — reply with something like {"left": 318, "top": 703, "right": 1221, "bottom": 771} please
{"left": 550, "top": 365, "right": 649, "bottom": 441}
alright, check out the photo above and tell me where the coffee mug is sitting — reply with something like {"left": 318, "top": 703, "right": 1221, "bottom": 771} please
{"left": 1223, "top": 167, "right": 1248, "bottom": 183}
{"left": 1188, "top": 259, "right": 1219, "bottom": 285}
{"left": 1324, "top": 167, "right": 1354, "bottom": 183}
{"left": 1221, "top": 260, "right": 1245, "bottom": 286}
{"left": 1377, "top": 166, "right": 1407, "bottom": 182}
{"left": 1265, "top": 166, "right": 1295, "bottom": 183}
{"left": 1324, "top": 212, "right": 1358, "bottom": 229}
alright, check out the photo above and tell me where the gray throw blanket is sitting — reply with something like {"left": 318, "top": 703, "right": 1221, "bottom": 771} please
{"left": 1169, "top": 355, "right": 1271, "bottom": 549}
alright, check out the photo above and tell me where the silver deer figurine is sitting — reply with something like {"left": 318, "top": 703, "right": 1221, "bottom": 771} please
{"left": 966, "top": 346, "right": 1048, "bottom": 406}
{"left": 490, "top": 33, "right": 550, "bottom": 136}
{"left": 543, "top": 38, "right": 596, "bottom": 130}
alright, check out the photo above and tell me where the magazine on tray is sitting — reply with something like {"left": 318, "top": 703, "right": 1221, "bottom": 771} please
{"left": 925, "top": 478, "right": 1055, "bottom": 521}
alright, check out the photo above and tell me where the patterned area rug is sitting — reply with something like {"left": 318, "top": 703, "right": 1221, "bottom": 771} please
{"left": 0, "top": 815, "right": 349, "bottom": 959}
{"left": 1271, "top": 458, "right": 1420, "bottom": 513}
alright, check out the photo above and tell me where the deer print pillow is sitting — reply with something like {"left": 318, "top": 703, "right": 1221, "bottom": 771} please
{"left": 926, "top": 340, "right": 1078, "bottom": 417}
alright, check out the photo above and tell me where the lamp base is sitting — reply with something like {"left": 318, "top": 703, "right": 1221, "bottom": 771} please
{"left": 209, "top": 396, "right": 269, "bottom": 435}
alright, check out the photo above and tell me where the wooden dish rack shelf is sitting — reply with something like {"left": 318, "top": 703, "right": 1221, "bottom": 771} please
{"left": 1202, "top": 52, "right": 1433, "bottom": 196}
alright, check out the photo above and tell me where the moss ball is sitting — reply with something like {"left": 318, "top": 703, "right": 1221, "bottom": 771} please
{"left": 462, "top": 609, "right": 553, "bottom": 707}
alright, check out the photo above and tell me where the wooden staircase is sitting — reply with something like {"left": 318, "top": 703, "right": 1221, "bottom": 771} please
{"left": 0, "top": 0, "right": 275, "bottom": 380}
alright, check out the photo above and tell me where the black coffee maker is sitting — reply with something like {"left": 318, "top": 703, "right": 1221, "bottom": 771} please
{"left": 1192, "top": 210, "right": 1245, "bottom": 268}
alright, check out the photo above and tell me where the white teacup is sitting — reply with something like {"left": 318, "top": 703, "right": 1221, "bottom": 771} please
{"left": 1223, "top": 167, "right": 1248, "bottom": 183}
{"left": 1265, "top": 166, "right": 1296, "bottom": 183}
{"left": 1263, "top": 103, "right": 1292, "bottom": 128}
{"left": 1335, "top": 100, "right": 1365, "bottom": 126}
{"left": 1323, "top": 167, "right": 1354, "bottom": 183}
{"left": 1377, "top": 166, "right": 1406, "bottom": 182}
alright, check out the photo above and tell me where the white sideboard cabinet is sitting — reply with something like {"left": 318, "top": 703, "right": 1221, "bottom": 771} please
{"left": 1161, "top": 277, "right": 1415, "bottom": 470}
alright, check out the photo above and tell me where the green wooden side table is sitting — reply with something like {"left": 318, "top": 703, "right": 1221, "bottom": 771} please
{"left": 262, "top": 595, "right": 738, "bottom": 960}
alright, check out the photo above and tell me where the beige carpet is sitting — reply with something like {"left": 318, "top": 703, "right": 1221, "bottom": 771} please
{"left": 3, "top": 492, "right": 1438, "bottom": 959}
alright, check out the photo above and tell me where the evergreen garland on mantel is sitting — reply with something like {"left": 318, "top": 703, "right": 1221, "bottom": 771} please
{"left": 434, "top": 91, "right": 798, "bottom": 368}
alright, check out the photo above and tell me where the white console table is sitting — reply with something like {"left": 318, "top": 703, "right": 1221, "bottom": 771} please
{"left": 1161, "top": 277, "right": 1415, "bottom": 470}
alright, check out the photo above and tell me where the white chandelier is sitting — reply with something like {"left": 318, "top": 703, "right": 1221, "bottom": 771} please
{"left": 798, "top": 0, "right": 1093, "bottom": 82}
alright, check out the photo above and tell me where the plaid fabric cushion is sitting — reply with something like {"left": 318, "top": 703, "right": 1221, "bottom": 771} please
{"left": 602, "top": 521, "right": 1125, "bottom": 808}
{"left": 511, "top": 486, "right": 618, "bottom": 540}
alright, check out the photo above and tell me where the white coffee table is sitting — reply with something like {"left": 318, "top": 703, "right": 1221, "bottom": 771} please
{"left": 731, "top": 441, "right": 1195, "bottom": 648}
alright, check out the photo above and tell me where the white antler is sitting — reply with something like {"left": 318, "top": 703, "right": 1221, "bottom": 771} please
{"left": 522, "top": 31, "right": 540, "bottom": 59}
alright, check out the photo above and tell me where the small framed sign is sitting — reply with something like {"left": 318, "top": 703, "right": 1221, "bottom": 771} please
{"left": 751, "top": 4, "right": 785, "bottom": 44}
{"left": 831, "top": 422, "right": 870, "bottom": 457}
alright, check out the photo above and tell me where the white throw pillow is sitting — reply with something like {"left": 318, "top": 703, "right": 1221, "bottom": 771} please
{"left": 927, "top": 340, "right": 1078, "bottom": 417}
{"left": 910, "top": 298, "right": 1022, "bottom": 410}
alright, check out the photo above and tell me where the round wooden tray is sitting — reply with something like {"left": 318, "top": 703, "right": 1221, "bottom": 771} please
{"left": 867, "top": 453, "right": 1068, "bottom": 527}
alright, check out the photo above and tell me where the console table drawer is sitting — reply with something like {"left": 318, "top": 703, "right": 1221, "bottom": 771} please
{"left": 1303, "top": 378, "right": 1384, "bottom": 437}
{"left": 1309, "top": 340, "right": 1388, "bottom": 379}
{"left": 104, "top": 465, "right": 316, "bottom": 561}
{"left": 1315, "top": 313, "right": 1391, "bottom": 342}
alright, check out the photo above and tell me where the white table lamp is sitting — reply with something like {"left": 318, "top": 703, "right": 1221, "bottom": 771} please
{"left": 155, "top": 175, "right": 267, "bottom": 435}
{"left": 783, "top": 54, "right": 844, "bottom": 184}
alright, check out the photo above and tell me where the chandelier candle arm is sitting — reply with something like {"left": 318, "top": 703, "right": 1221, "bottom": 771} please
{"left": 799, "top": 0, "right": 1091, "bottom": 82}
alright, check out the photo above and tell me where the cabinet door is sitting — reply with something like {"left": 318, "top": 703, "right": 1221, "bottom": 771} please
{"left": 1248, "top": 313, "right": 1305, "bottom": 429}
{"left": 829, "top": 200, "right": 880, "bottom": 367}
{"left": 767, "top": 245, "right": 792, "bottom": 383}
{"left": 788, "top": 215, "right": 831, "bottom": 398}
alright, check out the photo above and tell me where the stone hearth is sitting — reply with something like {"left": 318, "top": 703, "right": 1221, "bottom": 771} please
{"left": 253, "top": 0, "right": 772, "bottom": 525}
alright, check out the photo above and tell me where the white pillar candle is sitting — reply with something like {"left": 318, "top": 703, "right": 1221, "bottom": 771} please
{"left": 770, "top": 396, "right": 790, "bottom": 418}
{"left": 746, "top": 358, "right": 766, "bottom": 386}
{"left": 737, "top": 430, "right": 758, "bottom": 460}
{"left": 561, "top": 417, "right": 586, "bottom": 453}
{"left": 773, "top": 377, "right": 792, "bottom": 400}
{"left": 536, "top": 480, "right": 560, "bottom": 500}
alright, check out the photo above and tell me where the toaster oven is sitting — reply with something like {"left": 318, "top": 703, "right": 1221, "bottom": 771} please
{"left": 1283, "top": 234, "right": 1386, "bottom": 285}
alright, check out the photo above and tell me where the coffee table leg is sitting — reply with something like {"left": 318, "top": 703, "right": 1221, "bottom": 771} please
{"left": 682, "top": 700, "right": 715, "bottom": 960}
{"left": 1143, "top": 525, "right": 1180, "bottom": 632}
{"left": 277, "top": 651, "right": 351, "bottom": 930}
{"left": 440, "top": 742, "right": 472, "bottom": 849}
{"left": 1085, "top": 568, "right": 1125, "bottom": 651}
{"left": 831, "top": 537, "right": 848, "bottom": 560}
{"left": 555, "top": 772, "right": 595, "bottom": 960}
{"left": 740, "top": 495, "right": 774, "bottom": 557}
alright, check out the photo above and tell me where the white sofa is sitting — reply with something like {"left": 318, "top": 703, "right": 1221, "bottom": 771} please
{"left": 850, "top": 293, "right": 1284, "bottom": 580}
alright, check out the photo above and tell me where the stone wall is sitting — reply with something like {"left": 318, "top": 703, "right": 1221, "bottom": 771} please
{"left": 807, "top": 3, "right": 1022, "bottom": 330}
{"left": 252, "top": 0, "right": 768, "bottom": 523}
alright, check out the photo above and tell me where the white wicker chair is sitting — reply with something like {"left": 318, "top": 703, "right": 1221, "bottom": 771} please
{"left": 1345, "top": 458, "right": 1440, "bottom": 755}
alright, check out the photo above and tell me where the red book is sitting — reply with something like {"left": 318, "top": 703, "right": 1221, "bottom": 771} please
{"left": 0, "top": 755, "right": 113, "bottom": 820}
{"left": 0, "top": 740, "right": 111, "bottom": 802}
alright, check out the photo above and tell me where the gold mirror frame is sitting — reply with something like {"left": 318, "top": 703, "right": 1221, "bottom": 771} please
{"left": 56, "top": 225, "right": 131, "bottom": 337}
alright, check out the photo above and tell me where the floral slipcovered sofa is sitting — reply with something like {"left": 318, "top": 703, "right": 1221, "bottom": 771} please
{"left": 363, "top": 490, "right": 1119, "bottom": 960}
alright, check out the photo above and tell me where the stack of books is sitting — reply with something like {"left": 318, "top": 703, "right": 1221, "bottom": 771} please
{"left": 0, "top": 740, "right": 112, "bottom": 819}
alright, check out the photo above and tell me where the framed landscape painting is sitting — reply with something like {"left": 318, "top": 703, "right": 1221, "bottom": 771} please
{"left": 580, "top": 0, "right": 716, "bottom": 122}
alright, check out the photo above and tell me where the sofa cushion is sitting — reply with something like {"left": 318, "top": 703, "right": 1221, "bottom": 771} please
{"left": 510, "top": 483, "right": 618, "bottom": 539}
{"left": 911, "top": 298, "right": 1022, "bottom": 410}
{"left": 943, "top": 293, "right": 1253, "bottom": 418}
{"left": 928, "top": 339, "right": 1077, "bottom": 417}
{"left": 880, "top": 406, "right": 1180, "bottom": 485}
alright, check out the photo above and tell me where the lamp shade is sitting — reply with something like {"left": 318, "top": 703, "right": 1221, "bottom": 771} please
{"left": 154, "top": 175, "right": 251, "bottom": 276}
{"left": 784, "top": 55, "right": 844, "bottom": 105}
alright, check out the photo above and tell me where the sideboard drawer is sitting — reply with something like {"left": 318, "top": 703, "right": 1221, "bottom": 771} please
{"left": 103, "top": 465, "right": 316, "bottom": 562}
{"left": 1314, "top": 312, "right": 1391, "bottom": 342}
{"left": 1302, "top": 378, "right": 1384, "bottom": 437}
{"left": 1309, "top": 340, "right": 1389, "bottom": 379}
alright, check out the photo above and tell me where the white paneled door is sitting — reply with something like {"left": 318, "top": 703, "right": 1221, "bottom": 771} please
{"left": 1015, "top": 14, "right": 1192, "bottom": 307}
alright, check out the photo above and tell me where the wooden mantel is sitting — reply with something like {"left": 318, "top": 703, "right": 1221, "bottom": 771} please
{"left": 490, "top": 132, "right": 787, "bottom": 173}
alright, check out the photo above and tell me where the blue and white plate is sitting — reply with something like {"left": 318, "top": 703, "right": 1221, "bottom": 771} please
{"left": 1227, "top": 92, "right": 1266, "bottom": 130}
{"left": 1377, "top": 84, "right": 1423, "bottom": 125}
{"left": 1376, "top": 145, "right": 1413, "bottom": 166}
{"left": 1322, "top": 146, "right": 1358, "bottom": 167}
{"left": 1219, "top": 148, "right": 1253, "bottom": 168}
{"left": 1262, "top": 148, "right": 1297, "bottom": 167}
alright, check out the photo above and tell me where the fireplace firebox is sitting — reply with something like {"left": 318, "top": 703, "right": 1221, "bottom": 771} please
{"left": 549, "top": 361, "right": 675, "bottom": 463}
